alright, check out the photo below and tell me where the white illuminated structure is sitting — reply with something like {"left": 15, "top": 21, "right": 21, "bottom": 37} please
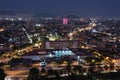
{"left": 53, "top": 48, "right": 75, "bottom": 57}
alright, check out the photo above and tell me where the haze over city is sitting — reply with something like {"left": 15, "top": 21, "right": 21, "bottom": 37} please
{"left": 0, "top": 0, "right": 120, "bottom": 18}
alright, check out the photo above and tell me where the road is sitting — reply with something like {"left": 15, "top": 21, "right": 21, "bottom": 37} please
{"left": 5, "top": 69, "right": 29, "bottom": 80}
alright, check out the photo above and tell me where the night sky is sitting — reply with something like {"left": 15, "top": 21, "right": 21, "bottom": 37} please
{"left": 0, "top": 0, "right": 120, "bottom": 18}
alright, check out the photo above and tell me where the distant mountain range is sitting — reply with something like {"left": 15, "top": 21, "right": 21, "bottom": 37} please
{"left": 0, "top": 10, "right": 80, "bottom": 18}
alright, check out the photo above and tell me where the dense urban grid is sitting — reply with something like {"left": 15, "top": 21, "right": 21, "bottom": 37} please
{"left": 0, "top": 17, "right": 120, "bottom": 80}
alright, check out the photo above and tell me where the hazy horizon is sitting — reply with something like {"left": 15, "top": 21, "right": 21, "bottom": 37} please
{"left": 0, "top": 0, "right": 120, "bottom": 18}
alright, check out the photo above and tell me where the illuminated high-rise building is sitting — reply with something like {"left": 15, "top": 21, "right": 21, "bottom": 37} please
{"left": 63, "top": 18, "right": 68, "bottom": 25}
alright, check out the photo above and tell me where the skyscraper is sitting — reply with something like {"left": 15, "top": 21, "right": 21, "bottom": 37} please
{"left": 63, "top": 18, "right": 68, "bottom": 25}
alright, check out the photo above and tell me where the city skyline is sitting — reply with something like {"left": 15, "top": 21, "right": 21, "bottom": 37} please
{"left": 0, "top": 0, "right": 120, "bottom": 18}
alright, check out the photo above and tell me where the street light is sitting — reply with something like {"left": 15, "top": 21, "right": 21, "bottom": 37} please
{"left": 77, "top": 56, "right": 80, "bottom": 65}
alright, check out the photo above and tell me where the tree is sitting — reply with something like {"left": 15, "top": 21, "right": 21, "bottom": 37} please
{"left": 47, "top": 68, "right": 54, "bottom": 77}
{"left": 0, "top": 68, "right": 6, "bottom": 80}
{"left": 73, "top": 65, "right": 83, "bottom": 75}
{"left": 40, "top": 68, "right": 46, "bottom": 75}
{"left": 27, "top": 67, "right": 40, "bottom": 80}
{"left": 66, "top": 61, "right": 71, "bottom": 75}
